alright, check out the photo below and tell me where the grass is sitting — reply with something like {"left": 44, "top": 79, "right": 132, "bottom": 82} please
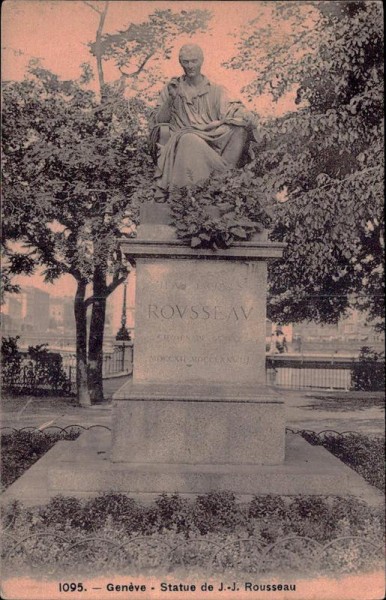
{"left": 1, "top": 429, "right": 80, "bottom": 491}
{"left": 304, "top": 394, "right": 385, "bottom": 412}
{"left": 0, "top": 393, "right": 79, "bottom": 414}
{"left": 302, "top": 431, "right": 385, "bottom": 491}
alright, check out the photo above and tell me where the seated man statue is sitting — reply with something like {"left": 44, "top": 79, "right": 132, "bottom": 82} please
{"left": 149, "top": 44, "right": 257, "bottom": 196}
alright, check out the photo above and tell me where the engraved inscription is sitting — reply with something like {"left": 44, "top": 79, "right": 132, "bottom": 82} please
{"left": 156, "top": 334, "right": 205, "bottom": 342}
{"left": 147, "top": 304, "right": 254, "bottom": 321}
{"left": 155, "top": 264, "right": 253, "bottom": 293}
{"left": 134, "top": 259, "right": 266, "bottom": 383}
{"left": 149, "top": 355, "right": 251, "bottom": 365}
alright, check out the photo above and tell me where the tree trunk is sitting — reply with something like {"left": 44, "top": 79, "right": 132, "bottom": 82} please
{"left": 95, "top": 1, "right": 109, "bottom": 99}
{"left": 86, "top": 2, "right": 109, "bottom": 404}
{"left": 88, "top": 263, "right": 107, "bottom": 404}
{"left": 74, "top": 278, "right": 91, "bottom": 406}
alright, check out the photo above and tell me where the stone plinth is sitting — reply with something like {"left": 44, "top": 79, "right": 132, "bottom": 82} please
{"left": 112, "top": 383, "right": 285, "bottom": 465}
{"left": 112, "top": 229, "right": 286, "bottom": 487}
{"left": 133, "top": 259, "right": 267, "bottom": 384}
{"left": 119, "top": 235, "right": 284, "bottom": 388}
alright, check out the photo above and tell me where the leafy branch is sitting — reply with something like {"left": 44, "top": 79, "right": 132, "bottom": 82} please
{"left": 166, "top": 172, "right": 270, "bottom": 249}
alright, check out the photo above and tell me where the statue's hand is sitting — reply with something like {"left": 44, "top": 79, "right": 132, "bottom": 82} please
{"left": 167, "top": 78, "right": 179, "bottom": 99}
{"left": 246, "top": 113, "right": 260, "bottom": 129}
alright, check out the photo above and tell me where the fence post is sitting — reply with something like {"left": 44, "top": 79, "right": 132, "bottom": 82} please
{"left": 112, "top": 340, "right": 133, "bottom": 375}
{"left": 121, "top": 345, "right": 125, "bottom": 373}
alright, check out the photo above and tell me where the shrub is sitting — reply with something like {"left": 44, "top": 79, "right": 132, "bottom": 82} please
{"left": 27, "top": 344, "right": 71, "bottom": 394}
{"left": 154, "top": 493, "right": 194, "bottom": 534}
{"left": 1, "top": 337, "right": 73, "bottom": 395}
{"left": 81, "top": 492, "right": 142, "bottom": 533}
{"left": 351, "top": 346, "right": 385, "bottom": 391}
{"left": 38, "top": 496, "right": 84, "bottom": 530}
{"left": 249, "top": 495, "right": 287, "bottom": 520}
{"left": 1, "top": 336, "right": 22, "bottom": 387}
{"left": 288, "top": 496, "right": 337, "bottom": 540}
{"left": 192, "top": 491, "right": 245, "bottom": 534}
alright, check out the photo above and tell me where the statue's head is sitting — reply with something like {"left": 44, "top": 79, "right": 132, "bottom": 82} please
{"left": 179, "top": 44, "right": 204, "bottom": 78}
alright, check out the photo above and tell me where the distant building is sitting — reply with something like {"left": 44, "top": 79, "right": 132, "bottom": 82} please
{"left": 1, "top": 295, "right": 23, "bottom": 334}
{"left": 49, "top": 298, "right": 65, "bottom": 330}
{"left": 7, "top": 295, "right": 23, "bottom": 321}
{"left": 1, "top": 313, "right": 13, "bottom": 334}
{"left": 2, "top": 287, "right": 50, "bottom": 343}
{"left": 49, "top": 297, "right": 74, "bottom": 332}
{"left": 290, "top": 310, "right": 384, "bottom": 356}
{"left": 63, "top": 300, "right": 74, "bottom": 331}
{"left": 21, "top": 287, "right": 50, "bottom": 334}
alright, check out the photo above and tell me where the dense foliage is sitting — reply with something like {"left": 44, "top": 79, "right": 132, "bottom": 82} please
{"left": 2, "top": 490, "right": 383, "bottom": 542}
{"left": 1, "top": 336, "right": 22, "bottom": 388}
{"left": 168, "top": 176, "right": 269, "bottom": 249}
{"left": 2, "top": 63, "right": 148, "bottom": 290}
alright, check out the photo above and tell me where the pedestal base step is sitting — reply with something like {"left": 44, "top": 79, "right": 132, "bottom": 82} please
{"left": 112, "top": 383, "right": 286, "bottom": 465}
{"left": 1, "top": 429, "right": 382, "bottom": 507}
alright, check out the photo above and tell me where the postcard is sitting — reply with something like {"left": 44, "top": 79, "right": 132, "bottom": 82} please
{"left": 1, "top": 1, "right": 384, "bottom": 599}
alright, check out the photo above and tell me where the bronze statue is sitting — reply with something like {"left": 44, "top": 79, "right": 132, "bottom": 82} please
{"left": 149, "top": 44, "right": 257, "bottom": 196}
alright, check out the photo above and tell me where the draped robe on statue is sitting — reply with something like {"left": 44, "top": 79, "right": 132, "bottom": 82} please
{"left": 149, "top": 76, "right": 252, "bottom": 192}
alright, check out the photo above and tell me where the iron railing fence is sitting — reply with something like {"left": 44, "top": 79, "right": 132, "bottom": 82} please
{"left": 1, "top": 530, "right": 383, "bottom": 576}
{"left": 62, "top": 345, "right": 133, "bottom": 383}
{"left": 2, "top": 350, "right": 383, "bottom": 393}
{"left": 266, "top": 355, "right": 385, "bottom": 390}
{"left": 0, "top": 425, "right": 375, "bottom": 437}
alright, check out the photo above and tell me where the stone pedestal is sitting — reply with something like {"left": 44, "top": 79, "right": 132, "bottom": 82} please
{"left": 111, "top": 204, "right": 286, "bottom": 493}
{"left": 112, "top": 384, "right": 285, "bottom": 465}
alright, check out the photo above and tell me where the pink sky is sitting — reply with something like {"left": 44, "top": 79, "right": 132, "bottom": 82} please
{"left": 2, "top": 0, "right": 296, "bottom": 110}
{"left": 3, "top": 1, "right": 258, "bottom": 83}
{"left": 2, "top": 1, "right": 298, "bottom": 319}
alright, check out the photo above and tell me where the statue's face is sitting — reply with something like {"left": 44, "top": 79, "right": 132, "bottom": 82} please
{"left": 179, "top": 49, "right": 203, "bottom": 78}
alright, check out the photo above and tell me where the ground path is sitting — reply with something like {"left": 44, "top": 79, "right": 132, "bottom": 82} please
{"left": 1, "top": 377, "right": 384, "bottom": 436}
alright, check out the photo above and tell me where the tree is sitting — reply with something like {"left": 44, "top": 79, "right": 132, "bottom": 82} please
{"left": 2, "top": 64, "right": 151, "bottom": 405}
{"left": 85, "top": 0, "right": 122, "bottom": 404}
{"left": 223, "top": 0, "right": 384, "bottom": 328}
